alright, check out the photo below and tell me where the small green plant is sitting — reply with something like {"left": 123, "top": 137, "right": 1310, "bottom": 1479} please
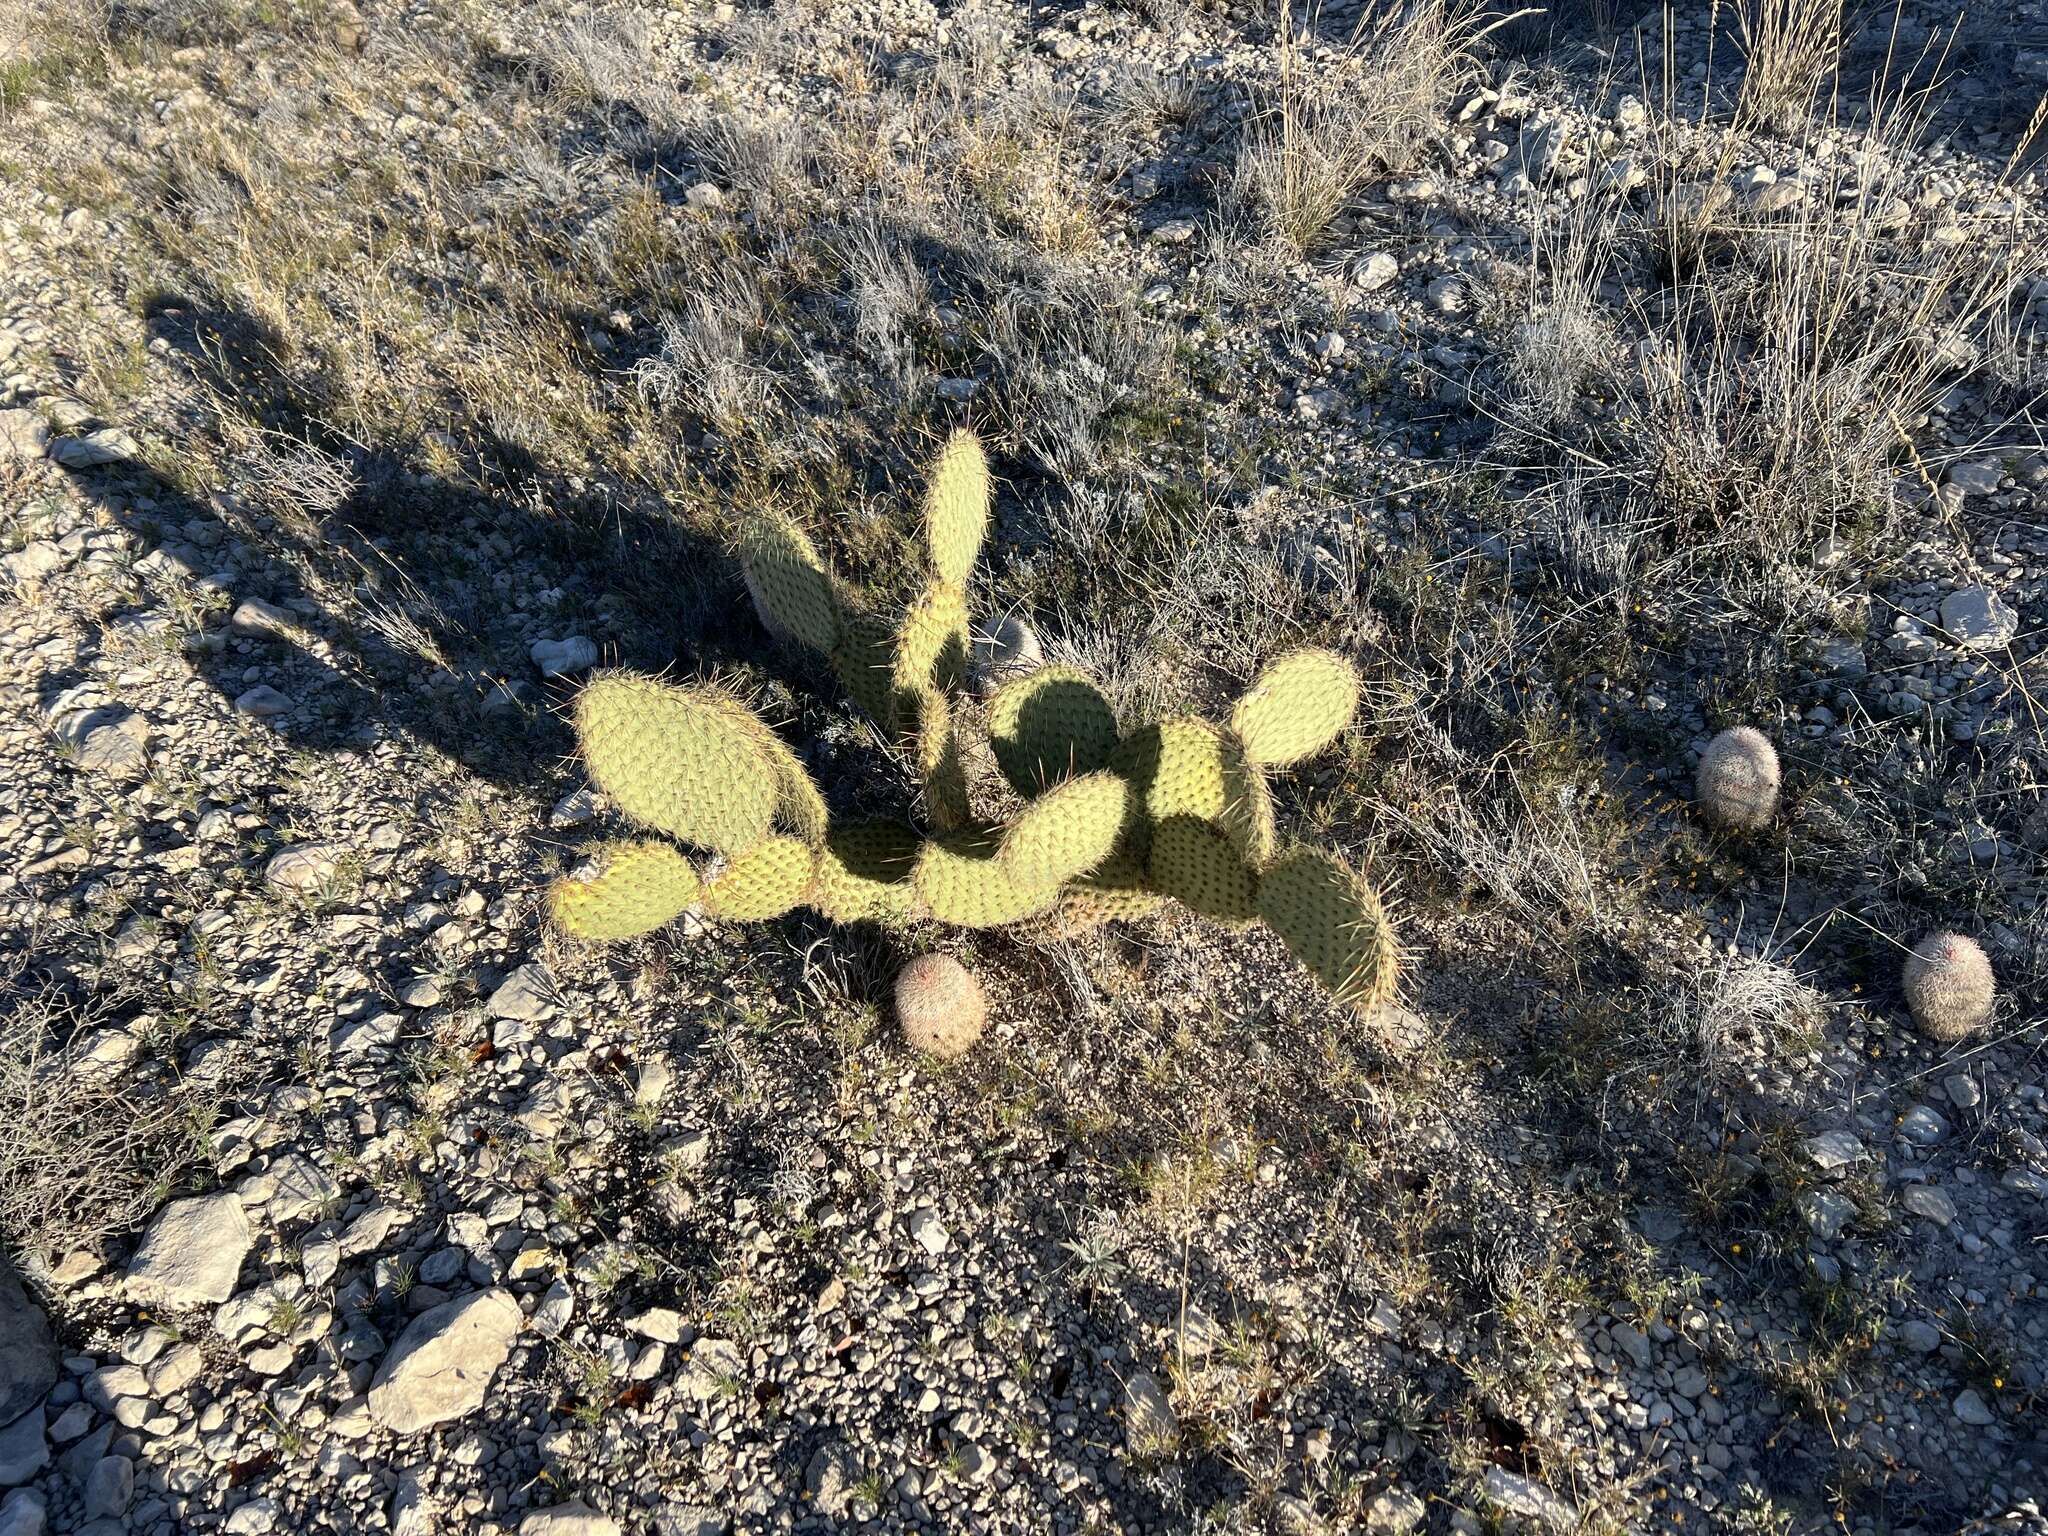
{"left": 550, "top": 431, "right": 1401, "bottom": 1014}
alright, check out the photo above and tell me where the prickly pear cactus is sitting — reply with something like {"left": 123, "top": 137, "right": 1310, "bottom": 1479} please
{"left": 1257, "top": 848, "right": 1400, "bottom": 1011}
{"left": 988, "top": 666, "right": 1119, "bottom": 795}
{"left": 552, "top": 433, "right": 1404, "bottom": 1020}
{"left": 551, "top": 840, "right": 701, "bottom": 940}
{"left": 1231, "top": 648, "right": 1361, "bottom": 768}
{"left": 575, "top": 673, "right": 782, "bottom": 856}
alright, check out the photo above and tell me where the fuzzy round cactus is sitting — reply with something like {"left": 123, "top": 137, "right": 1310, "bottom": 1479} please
{"left": 1902, "top": 930, "right": 1996, "bottom": 1041}
{"left": 896, "top": 953, "right": 987, "bottom": 1060}
{"left": 1696, "top": 726, "right": 1780, "bottom": 830}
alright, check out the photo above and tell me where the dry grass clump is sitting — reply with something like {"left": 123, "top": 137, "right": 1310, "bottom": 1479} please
{"left": 0, "top": 0, "right": 109, "bottom": 111}
{"left": 1732, "top": 0, "right": 1845, "bottom": 131}
{"left": 0, "top": 953, "right": 197, "bottom": 1269}
{"left": 1231, "top": 0, "right": 1487, "bottom": 256}
{"left": 1486, "top": 76, "right": 2041, "bottom": 645}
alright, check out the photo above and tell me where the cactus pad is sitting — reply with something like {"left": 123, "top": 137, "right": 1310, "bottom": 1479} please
{"left": 1112, "top": 717, "right": 1230, "bottom": 826}
{"left": 1256, "top": 848, "right": 1400, "bottom": 1011}
{"left": 923, "top": 428, "right": 990, "bottom": 589}
{"left": 549, "top": 840, "right": 700, "bottom": 941}
{"left": 1219, "top": 751, "right": 1277, "bottom": 869}
{"left": 914, "top": 828, "right": 1061, "bottom": 928}
{"left": 908, "top": 685, "right": 971, "bottom": 832}
{"left": 831, "top": 611, "right": 901, "bottom": 730}
{"left": 739, "top": 513, "right": 840, "bottom": 655}
{"left": 701, "top": 835, "right": 816, "bottom": 921}
{"left": 810, "top": 821, "right": 921, "bottom": 925}
{"left": 1231, "top": 649, "right": 1361, "bottom": 767}
{"left": 997, "top": 770, "right": 1130, "bottom": 887}
{"left": 574, "top": 673, "right": 779, "bottom": 855}
{"left": 894, "top": 578, "right": 970, "bottom": 702}
{"left": 987, "top": 666, "right": 1119, "bottom": 795}
{"left": 1149, "top": 815, "right": 1259, "bottom": 922}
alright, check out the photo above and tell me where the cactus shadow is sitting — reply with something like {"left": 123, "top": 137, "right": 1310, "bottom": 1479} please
{"left": 52, "top": 294, "right": 757, "bottom": 798}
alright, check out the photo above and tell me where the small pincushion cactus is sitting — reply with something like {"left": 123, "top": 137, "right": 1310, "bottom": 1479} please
{"left": 1902, "top": 930, "right": 1996, "bottom": 1041}
{"left": 1696, "top": 726, "right": 1780, "bottom": 830}
{"left": 895, "top": 953, "right": 987, "bottom": 1060}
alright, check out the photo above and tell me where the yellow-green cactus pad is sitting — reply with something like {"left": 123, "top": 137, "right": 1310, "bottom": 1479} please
{"left": 893, "top": 578, "right": 970, "bottom": 702}
{"left": 987, "top": 665, "right": 1119, "bottom": 795}
{"left": 914, "top": 828, "right": 1061, "bottom": 928}
{"left": 1112, "top": 717, "right": 1229, "bottom": 824}
{"left": 739, "top": 513, "right": 839, "bottom": 655}
{"left": 701, "top": 835, "right": 815, "bottom": 921}
{"left": 1149, "top": 815, "right": 1259, "bottom": 923}
{"left": 908, "top": 685, "right": 971, "bottom": 832}
{"left": 1218, "top": 750, "right": 1277, "bottom": 869}
{"left": 832, "top": 611, "right": 900, "bottom": 730}
{"left": 809, "top": 821, "right": 920, "bottom": 925}
{"left": 1231, "top": 648, "right": 1361, "bottom": 768}
{"left": 997, "top": 771, "right": 1129, "bottom": 888}
{"left": 549, "top": 840, "right": 700, "bottom": 941}
{"left": 731, "top": 717, "right": 828, "bottom": 847}
{"left": 1256, "top": 848, "right": 1400, "bottom": 1011}
{"left": 922, "top": 428, "right": 990, "bottom": 589}
{"left": 574, "top": 672, "right": 778, "bottom": 855}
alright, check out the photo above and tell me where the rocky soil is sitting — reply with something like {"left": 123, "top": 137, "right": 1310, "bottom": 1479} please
{"left": 3, "top": 0, "right": 2048, "bottom": 1533}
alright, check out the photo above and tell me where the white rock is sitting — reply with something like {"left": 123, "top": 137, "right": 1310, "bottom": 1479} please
{"left": 127, "top": 1193, "right": 253, "bottom": 1308}
{"left": 0, "top": 409, "right": 48, "bottom": 461}
{"left": 1901, "top": 1185, "right": 1956, "bottom": 1225}
{"left": 82, "top": 1456, "right": 133, "bottom": 1520}
{"left": 0, "top": 1414, "right": 46, "bottom": 1489}
{"left": 1939, "top": 586, "right": 2018, "bottom": 651}
{"left": 1803, "top": 1131, "right": 1866, "bottom": 1171}
{"left": 967, "top": 614, "right": 1042, "bottom": 691}
{"left": 907, "top": 1210, "right": 948, "bottom": 1257}
{"left": 1945, "top": 459, "right": 2002, "bottom": 496}
{"left": 1122, "top": 1371, "right": 1179, "bottom": 1456}
{"left": 367, "top": 1289, "right": 523, "bottom": 1434}
{"left": 1355, "top": 251, "right": 1399, "bottom": 290}
{"left": 265, "top": 842, "right": 347, "bottom": 893}
{"left": 1953, "top": 1388, "right": 1996, "bottom": 1426}
{"left": 530, "top": 636, "right": 599, "bottom": 678}
{"left": 229, "top": 598, "right": 298, "bottom": 638}
{"left": 0, "top": 1260, "right": 56, "bottom": 1425}
{"left": 520, "top": 1502, "right": 621, "bottom": 1536}
{"left": 1483, "top": 1466, "right": 1575, "bottom": 1528}
{"left": 678, "top": 1338, "right": 743, "bottom": 1401}
{"left": 234, "top": 685, "right": 295, "bottom": 717}
{"left": 0, "top": 1486, "right": 45, "bottom": 1536}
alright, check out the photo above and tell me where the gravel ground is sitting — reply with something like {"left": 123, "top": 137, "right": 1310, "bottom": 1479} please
{"left": 2, "top": 0, "right": 2047, "bottom": 1532}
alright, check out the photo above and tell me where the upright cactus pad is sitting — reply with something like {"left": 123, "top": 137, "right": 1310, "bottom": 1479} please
{"left": 740, "top": 513, "right": 840, "bottom": 655}
{"left": 550, "top": 840, "right": 700, "bottom": 941}
{"left": 702, "top": 835, "right": 815, "bottom": 921}
{"left": 894, "top": 578, "right": 971, "bottom": 702}
{"left": 909, "top": 686, "right": 971, "bottom": 832}
{"left": 1231, "top": 649, "right": 1361, "bottom": 768}
{"left": 923, "top": 428, "right": 990, "bottom": 589}
{"left": 1257, "top": 849, "right": 1400, "bottom": 1012}
{"left": 1149, "top": 816, "right": 1259, "bottom": 922}
{"left": 998, "top": 771, "right": 1130, "bottom": 887}
{"left": 574, "top": 673, "right": 779, "bottom": 855}
{"left": 987, "top": 666, "right": 1119, "bottom": 795}
{"left": 810, "top": 821, "right": 921, "bottom": 925}
{"left": 1218, "top": 744, "right": 1277, "bottom": 869}
{"left": 832, "top": 611, "right": 901, "bottom": 729}
{"left": 915, "top": 828, "right": 1062, "bottom": 927}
